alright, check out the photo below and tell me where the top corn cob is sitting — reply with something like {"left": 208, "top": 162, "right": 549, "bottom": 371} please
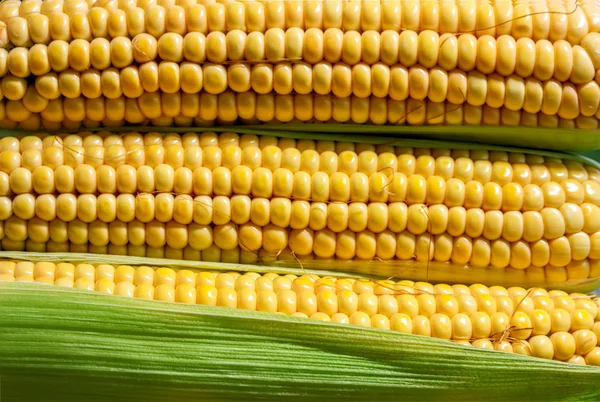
{"left": 0, "top": 0, "right": 598, "bottom": 132}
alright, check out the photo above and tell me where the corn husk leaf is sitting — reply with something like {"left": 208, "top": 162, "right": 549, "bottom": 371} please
{"left": 583, "top": 150, "right": 600, "bottom": 163}
{"left": 1, "top": 282, "right": 600, "bottom": 402}
{"left": 2, "top": 251, "right": 599, "bottom": 294}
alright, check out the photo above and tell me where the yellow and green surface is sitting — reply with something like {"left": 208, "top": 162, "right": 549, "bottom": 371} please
{"left": 2, "top": 0, "right": 600, "bottom": 399}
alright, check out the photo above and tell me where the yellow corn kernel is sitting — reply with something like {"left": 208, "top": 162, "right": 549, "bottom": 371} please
{"left": 134, "top": 266, "right": 155, "bottom": 285}
{"left": 95, "top": 279, "right": 115, "bottom": 294}
{"left": 175, "top": 283, "right": 196, "bottom": 304}
{"left": 34, "top": 261, "right": 56, "bottom": 282}
{"left": 74, "top": 277, "right": 94, "bottom": 291}
{"left": 74, "top": 263, "right": 95, "bottom": 281}
{"left": 54, "top": 263, "right": 75, "bottom": 280}
{"left": 154, "top": 267, "right": 176, "bottom": 286}
{"left": 550, "top": 332, "right": 577, "bottom": 361}
{"left": 115, "top": 281, "right": 135, "bottom": 297}
{"left": 572, "top": 309, "right": 595, "bottom": 331}
{"left": 54, "top": 277, "right": 74, "bottom": 288}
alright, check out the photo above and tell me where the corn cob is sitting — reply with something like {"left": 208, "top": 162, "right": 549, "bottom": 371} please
{"left": 1, "top": 0, "right": 598, "bottom": 47}
{"left": 0, "top": 2, "right": 598, "bottom": 131}
{"left": 0, "top": 132, "right": 599, "bottom": 288}
{"left": 2, "top": 258, "right": 600, "bottom": 365}
{"left": 2, "top": 280, "right": 599, "bottom": 401}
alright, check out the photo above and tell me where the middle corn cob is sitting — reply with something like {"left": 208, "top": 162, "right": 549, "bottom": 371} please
{"left": 0, "top": 132, "right": 598, "bottom": 288}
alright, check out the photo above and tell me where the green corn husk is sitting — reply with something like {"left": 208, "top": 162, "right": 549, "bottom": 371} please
{"left": 584, "top": 150, "right": 600, "bottom": 163}
{"left": 1, "top": 281, "right": 600, "bottom": 402}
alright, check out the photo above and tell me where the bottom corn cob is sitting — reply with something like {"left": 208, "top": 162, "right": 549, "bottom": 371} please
{"left": 2, "top": 281, "right": 599, "bottom": 402}
{"left": 2, "top": 259, "right": 599, "bottom": 366}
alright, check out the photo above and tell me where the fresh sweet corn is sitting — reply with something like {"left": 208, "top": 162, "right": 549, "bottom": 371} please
{"left": 2, "top": 258, "right": 599, "bottom": 365}
{"left": 0, "top": 132, "right": 599, "bottom": 283}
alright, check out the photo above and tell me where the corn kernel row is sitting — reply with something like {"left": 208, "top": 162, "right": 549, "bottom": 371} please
{"left": 2, "top": 132, "right": 599, "bottom": 181}
{"left": 3, "top": 0, "right": 599, "bottom": 47}
{"left": 5, "top": 29, "right": 599, "bottom": 85}
{"left": 7, "top": 63, "right": 596, "bottom": 118}
{"left": 6, "top": 188, "right": 600, "bottom": 245}
{"left": 0, "top": 132, "right": 598, "bottom": 175}
{"left": 4, "top": 91, "right": 600, "bottom": 129}
{"left": 5, "top": 186, "right": 599, "bottom": 245}
{"left": 5, "top": 170, "right": 600, "bottom": 228}
{"left": 1, "top": 259, "right": 598, "bottom": 323}
{"left": 0, "top": 141, "right": 600, "bottom": 228}
{"left": 4, "top": 106, "right": 600, "bottom": 132}
{"left": 4, "top": 259, "right": 592, "bottom": 298}
{"left": 0, "top": 131, "right": 496, "bottom": 153}
{"left": 29, "top": 110, "right": 600, "bottom": 132}
{"left": 0, "top": 131, "right": 600, "bottom": 220}
{"left": 0, "top": 259, "right": 598, "bottom": 317}
{"left": 3, "top": 145, "right": 598, "bottom": 200}
{"left": 22, "top": 62, "right": 597, "bottom": 118}
{"left": 0, "top": 131, "right": 403, "bottom": 153}
{"left": 0, "top": 133, "right": 597, "bottom": 180}
{"left": 1, "top": 209, "right": 598, "bottom": 271}
{"left": 4, "top": 138, "right": 589, "bottom": 181}
{"left": 0, "top": 0, "right": 91, "bottom": 22}
{"left": 0, "top": 258, "right": 556, "bottom": 292}
{"left": 1, "top": 260, "right": 599, "bottom": 364}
